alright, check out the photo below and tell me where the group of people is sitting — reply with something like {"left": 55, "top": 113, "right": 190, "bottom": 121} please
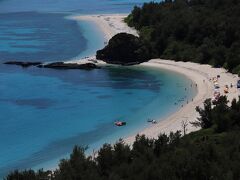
{"left": 210, "top": 76, "right": 221, "bottom": 102}
{"left": 211, "top": 75, "right": 240, "bottom": 103}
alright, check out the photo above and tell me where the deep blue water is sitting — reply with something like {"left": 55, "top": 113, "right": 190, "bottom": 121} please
{"left": 0, "top": 0, "right": 155, "bottom": 14}
{"left": 0, "top": 12, "right": 89, "bottom": 61}
{"left": 0, "top": 0, "right": 196, "bottom": 178}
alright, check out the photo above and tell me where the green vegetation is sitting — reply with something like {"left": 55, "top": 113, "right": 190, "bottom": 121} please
{"left": 96, "top": 33, "right": 150, "bottom": 65}
{"left": 6, "top": 96, "right": 240, "bottom": 179}
{"left": 125, "top": 0, "right": 240, "bottom": 74}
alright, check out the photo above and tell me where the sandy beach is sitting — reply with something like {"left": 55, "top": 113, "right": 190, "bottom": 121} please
{"left": 71, "top": 14, "right": 240, "bottom": 144}
{"left": 70, "top": 14, "right": 138, "bottom": 42}
{"left": 125, "top": 60, "right": 239, "bottom": 143}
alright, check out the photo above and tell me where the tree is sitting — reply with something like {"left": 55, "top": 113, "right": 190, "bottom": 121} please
{"left": 191, "top": 98, "right": 213, "bottom": 129}
{"left": 181, "top": 119, "right": 188, "bottom": 135}
{"left": 212, "top": 96, "right": 230, "bottom": 132}
{"left": 125, "top": 0, "right": 240, "bottom": 73}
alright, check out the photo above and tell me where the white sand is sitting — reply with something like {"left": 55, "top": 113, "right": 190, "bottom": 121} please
{"left": 67, "top": 14, "right": 137, "bottom": 64}
{"left": 125, "top": 60, "right": 239, "bottom": 143}
{"left": 69, "top": 14, "right": 240, "bottom": 144}
{"left": 70, "top": 14, "right": 138, "bottom": 42}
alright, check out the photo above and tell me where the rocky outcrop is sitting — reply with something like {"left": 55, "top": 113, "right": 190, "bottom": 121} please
{"left": 4, "top": 61, "right": 100, "bottom": 70}
{"left": 101, "top": 60, "right": 142, "bottom": 66}
{"left": 96, "top": 33, "right": 150, "bottom": 65}
{"left": 38, "top": 62, "right": 99, "bottom": 70}
{"left": 4, "top": 61, "right": 42, "bottom": 67}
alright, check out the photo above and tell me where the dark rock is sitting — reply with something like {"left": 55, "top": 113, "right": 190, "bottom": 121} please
{"left": 96, "top": 33, "right": 150, "bottom": 65}
{"left": 4, "top": 60, "right": 99, "bottom": 70}
{"left": 103, "top": 60, "right": 142, "bottom": 66}
{"left": 4, "top": 61, "right": 42, "bottom": 67}
{"left": 38, "top": 62, "right": 99, "bottom": 70}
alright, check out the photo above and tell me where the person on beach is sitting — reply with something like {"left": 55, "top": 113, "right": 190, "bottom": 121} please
{"left": 224, "top": 85, "right": 229, "bottom": 94}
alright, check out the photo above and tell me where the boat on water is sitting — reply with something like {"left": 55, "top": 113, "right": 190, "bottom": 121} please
{"left": 147, "top": 119, "right": 153, "bottom": 122}
{"left": 147, "top": 118, "right": 157, "bottom": 124}
{"left": 115, "top": 121, "right": 126, "bottom": 126}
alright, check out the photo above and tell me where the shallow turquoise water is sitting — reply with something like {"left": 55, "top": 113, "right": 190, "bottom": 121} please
{"left": 0, "top": 64, "right": 196, "bottom": 177}
{"left": 0, "top": 0, "right": 197, "bottom": 178}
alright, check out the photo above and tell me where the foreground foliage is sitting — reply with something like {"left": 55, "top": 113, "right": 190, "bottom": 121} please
{"left": 125, "top": 0, "right": 240, "bottom": 74}
{"left": 6, "top": 96, "right": 240, "bottom": 179}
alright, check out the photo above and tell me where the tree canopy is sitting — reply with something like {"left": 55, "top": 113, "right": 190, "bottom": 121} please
{"left": 125, "top": 0, "right": 240, "bottom": 74}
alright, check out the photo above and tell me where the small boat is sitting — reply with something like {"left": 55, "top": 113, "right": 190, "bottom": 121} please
{"left": 147, "top": 118, "right": 153, "bottom": 122}
{"left": 115, "top": 121, "right": 126, "bottom": 126}
{"left": 147, "top": 119, "right": 157, "bottom": 124}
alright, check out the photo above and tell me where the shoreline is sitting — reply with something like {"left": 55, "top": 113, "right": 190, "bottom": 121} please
{"left": 125, "top": 60, "right": 239, "bottom": 143}
{"left": 70, "top": 14, "right": 138, "bottom": 42}
{"left": 70, "top": 14, "right": 240, "bottom": 144}
{"left": 1, "top": 13, "right": 239, "bottom": 176}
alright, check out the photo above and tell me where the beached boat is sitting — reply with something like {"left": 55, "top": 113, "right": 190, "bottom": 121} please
{"left": 214, "top": 82, "right": 220, "bottom": 89}
{"left": 237, "top": 80, "right": 240, "bottom": 88}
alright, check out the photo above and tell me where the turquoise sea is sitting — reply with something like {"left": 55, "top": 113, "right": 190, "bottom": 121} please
{"left": 0, "top": 0, "right": 196, "bottom": 178}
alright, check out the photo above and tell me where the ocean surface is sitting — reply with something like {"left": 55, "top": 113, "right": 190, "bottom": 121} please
{"left": 0, "top": 0, "right": 196, "bottom": 178}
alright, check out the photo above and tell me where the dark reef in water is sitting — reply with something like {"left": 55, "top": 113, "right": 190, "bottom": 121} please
{"left": 38, "top": 62, "right": 99, "bottom": 70}
{"left": 4, "top": 61, "right": 42, "bottom": 67}
{"left": 3, "top": 61, "right": 99, "bottom": 70}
